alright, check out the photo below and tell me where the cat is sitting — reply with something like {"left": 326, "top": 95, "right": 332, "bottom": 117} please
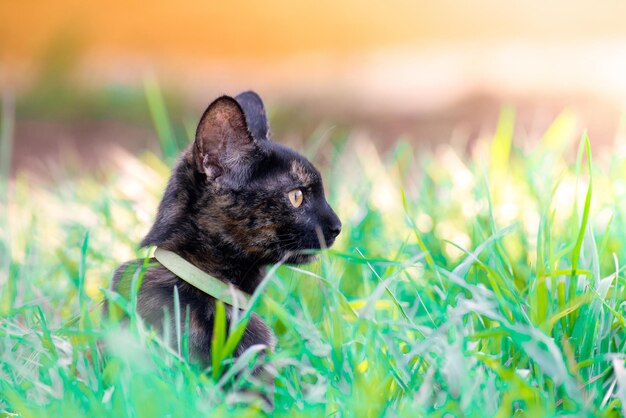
{"left": 109, "top": 91, "right": 341, "bottom": 372}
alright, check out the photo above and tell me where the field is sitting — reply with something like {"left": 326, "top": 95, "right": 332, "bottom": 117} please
{"left": 2, "top": 93, "right": 626, "bottom": 417}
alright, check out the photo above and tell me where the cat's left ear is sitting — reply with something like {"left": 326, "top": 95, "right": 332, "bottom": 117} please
{"left": 193, "top": 96, "right": 257, "bottom": 181}
{"left": 235, "top": 91, "right": 270, "bottom": 141}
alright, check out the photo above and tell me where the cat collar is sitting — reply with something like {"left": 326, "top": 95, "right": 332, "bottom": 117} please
{"left": 154, "top": 247, "right": 251, "bottom": 309}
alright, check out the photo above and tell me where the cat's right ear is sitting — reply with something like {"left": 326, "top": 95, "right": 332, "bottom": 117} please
{"left": 193, "top": 96, "right": 256, "bottom": 180}
{"left": 235, "top": 91, "right": 270, "bottom": 141}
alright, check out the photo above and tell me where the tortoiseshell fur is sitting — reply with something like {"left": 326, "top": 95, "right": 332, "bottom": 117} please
{"left": 109, "top": 91, "right": 341, "bottom": 368}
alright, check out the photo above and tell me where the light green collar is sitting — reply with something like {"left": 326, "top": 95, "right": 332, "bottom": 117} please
{"left": 154, "top": 247, "right": 251, "bottom": 308}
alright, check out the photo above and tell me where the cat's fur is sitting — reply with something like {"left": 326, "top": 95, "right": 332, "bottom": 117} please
{"left": 109, "top": 91, "right": 341, "bottom": 368}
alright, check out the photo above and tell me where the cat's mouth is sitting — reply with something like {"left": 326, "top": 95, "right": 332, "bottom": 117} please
{"left": 277, "top": 232, "right": 337, "bottom": 264}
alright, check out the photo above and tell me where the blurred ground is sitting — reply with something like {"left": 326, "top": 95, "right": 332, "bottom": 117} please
{"left": 3, "top": 1, "right": 626, "bottom": 176}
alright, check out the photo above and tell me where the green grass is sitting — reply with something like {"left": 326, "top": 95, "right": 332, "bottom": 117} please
{"left": 2, "top": 91, "right": 626, "bottom": 417}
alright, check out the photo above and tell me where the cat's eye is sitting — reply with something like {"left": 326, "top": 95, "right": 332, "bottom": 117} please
{"left": 288, "top": 189, "right": 304, "bottom": 208}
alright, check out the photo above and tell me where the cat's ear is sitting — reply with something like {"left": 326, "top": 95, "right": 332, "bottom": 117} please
{"left": 235, "top": 90, "right": 270, "bottom": 141}
{"left": 193, "top": 96, "right": 256, "bottom": 180}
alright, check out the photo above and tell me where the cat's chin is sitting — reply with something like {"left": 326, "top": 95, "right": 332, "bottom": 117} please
{"left": 282, "top": 252, "right": 319, "bottom": 265}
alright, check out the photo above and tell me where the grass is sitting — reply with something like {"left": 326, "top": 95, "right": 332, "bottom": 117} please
{"left": 2, "top": 89, "right": 626, "bottom": 417}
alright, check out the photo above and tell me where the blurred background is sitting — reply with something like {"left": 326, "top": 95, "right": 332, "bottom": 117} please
{"left": 3, "top": 0, "right": 626, "bottom": 176}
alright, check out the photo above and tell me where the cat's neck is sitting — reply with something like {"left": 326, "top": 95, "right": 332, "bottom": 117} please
{"left": 143, "top": 152, "right": 268, "bottom": 294}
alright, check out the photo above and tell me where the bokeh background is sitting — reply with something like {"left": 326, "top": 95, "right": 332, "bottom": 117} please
{"left": 7, "top": 3, "right": 626, "bottom": 415}
{"left": 3, "top": 1, "right": 626, "bottom": 175}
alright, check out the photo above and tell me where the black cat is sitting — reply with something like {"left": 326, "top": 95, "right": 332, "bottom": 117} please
{"left": 110, "top": 91, "right": 341, "bottom": 369}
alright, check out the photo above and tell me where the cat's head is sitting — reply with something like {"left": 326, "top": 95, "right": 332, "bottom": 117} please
{"left": 142, "top": 91, "right": 341, "bottom": 265}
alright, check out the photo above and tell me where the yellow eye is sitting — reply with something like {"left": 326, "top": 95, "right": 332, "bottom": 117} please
{"left": 288, "top": 189, "right": 304, "bottom": 208}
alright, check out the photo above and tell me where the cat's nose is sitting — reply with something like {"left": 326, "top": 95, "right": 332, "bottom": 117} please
{"left": 322, "top": 204, "right": 342, "bottom": 242}
{"left": 328, "top": 218, "right": 342, "bottom": 239}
